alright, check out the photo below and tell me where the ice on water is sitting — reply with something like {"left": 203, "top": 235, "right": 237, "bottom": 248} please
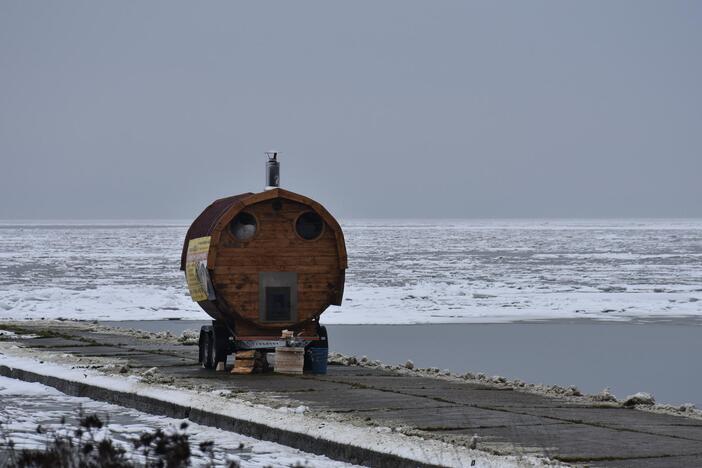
{"left": 0, "top": 219, "right": 700, "bottom": 323}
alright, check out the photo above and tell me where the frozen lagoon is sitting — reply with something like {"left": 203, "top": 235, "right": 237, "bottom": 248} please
{"left": 1, "top": 219, "right": 701, "bottom": 323}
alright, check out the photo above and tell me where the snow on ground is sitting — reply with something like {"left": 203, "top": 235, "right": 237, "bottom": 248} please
{"left": 0, "top": 285, "right": 199, "bottom": 321}
{"left": 0, "top": 219, "right": 700, "bottom": 323}
{"left": 0, "top": 375, "right": 354, "bottom": 467}
{"left": 0, "top": 344, "right": 552, "bottom": 468}
{"left": 0, "top": 329, "right": 38, "bottom": 339}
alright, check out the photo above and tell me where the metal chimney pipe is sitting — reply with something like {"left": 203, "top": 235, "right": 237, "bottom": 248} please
{"left": 265, "top": 151, "right": 280, "bottom": 190}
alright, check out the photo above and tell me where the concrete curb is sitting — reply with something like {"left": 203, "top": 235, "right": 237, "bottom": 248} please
{"left": 0, "top": 364, "right": 442, "bottom": 468}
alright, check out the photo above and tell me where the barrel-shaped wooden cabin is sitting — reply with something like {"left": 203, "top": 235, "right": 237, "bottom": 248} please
{"left": 181, "top": 169, "right": 346, "bottom": 367}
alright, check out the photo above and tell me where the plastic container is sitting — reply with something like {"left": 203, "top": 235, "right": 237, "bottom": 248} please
{"left": 305, "top": 347, "right": 328, "bottom": 374}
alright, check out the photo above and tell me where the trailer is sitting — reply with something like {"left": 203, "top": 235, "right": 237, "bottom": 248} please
{"left": 180, "top": 153, "right": 347, "bottom": 371}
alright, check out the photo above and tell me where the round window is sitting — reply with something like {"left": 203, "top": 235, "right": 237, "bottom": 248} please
{"left": 295, "top": 212, "right": 324, "bottom": 240}
{"left": 229, "top": 212, "right": 257, "bottom": 241}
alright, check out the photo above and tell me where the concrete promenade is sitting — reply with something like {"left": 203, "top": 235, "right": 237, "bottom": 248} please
{"left": 1, "top": 321, "right": 701, "bottom": 467}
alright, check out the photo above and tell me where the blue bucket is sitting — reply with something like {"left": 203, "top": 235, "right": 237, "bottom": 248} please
{"left": 305, "top": 347, "right": 328, "bottom": 374}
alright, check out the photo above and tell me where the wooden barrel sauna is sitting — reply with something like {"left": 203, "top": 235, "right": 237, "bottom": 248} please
{"left": 180, "top": 154, "right": 347, "bottom": 369}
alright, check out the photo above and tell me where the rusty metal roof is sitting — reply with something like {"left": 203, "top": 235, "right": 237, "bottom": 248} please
{"left": 180, "top": 193, "right": 253, "bottom": 270}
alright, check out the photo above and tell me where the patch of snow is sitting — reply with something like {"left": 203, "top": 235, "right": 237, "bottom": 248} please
{"left": 0, "top": 375, "right": 63, "bottom": 396}
{"left": 623, "top": 392, "right": 656, "bottom": 407}
{"left": 0, "top": 376, "right": 355, "bottom": 467}
{"left": 0, "top": 330, "right": 39, "bottom": 340}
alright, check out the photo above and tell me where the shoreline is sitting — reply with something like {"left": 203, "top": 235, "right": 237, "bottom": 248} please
{"left": 4, "top": 316, "right": 701, "bottom": 407}
{"left": 2, "top": 320, "right": 702, "bottom": 466}
{"left": 4, "top": 318, "right": 702, "bottom": 412}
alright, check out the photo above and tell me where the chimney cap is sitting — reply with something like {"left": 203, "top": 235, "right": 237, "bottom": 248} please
{"left": 265, "top": 150, "right": 281, "bottom": 190}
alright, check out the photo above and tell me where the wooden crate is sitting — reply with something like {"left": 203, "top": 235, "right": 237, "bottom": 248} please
{"left": 274, "top": 347, "right": 304, "bottom": 374}
{"left": 236, "top": 350, "right": 257, "bottom": 359}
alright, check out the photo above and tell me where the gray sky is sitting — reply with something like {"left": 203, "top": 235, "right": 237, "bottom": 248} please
{"left": 1, "top": 1, "right": 700, "bottom": 220}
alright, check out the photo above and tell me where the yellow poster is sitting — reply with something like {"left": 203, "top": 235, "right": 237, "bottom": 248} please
{"left": 185, "top": 236, "right": 214, "bottom": 302}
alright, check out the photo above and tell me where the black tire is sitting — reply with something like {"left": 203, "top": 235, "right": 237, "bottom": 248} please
{"left": 212, "top": 321, "right": 230, "bottom": 366}
{"left": 199, "top": 325, "right": 215, "bottom": 369}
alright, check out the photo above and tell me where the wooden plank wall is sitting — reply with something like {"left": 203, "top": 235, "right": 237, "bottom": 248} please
{"left": 211, "top": 198, "right": 343, "bottom": 335}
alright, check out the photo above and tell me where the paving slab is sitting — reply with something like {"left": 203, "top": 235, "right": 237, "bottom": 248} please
{"left": 283, "top": 387, "right": 450, "bottom": 412}
{"left": 124, "top": 343, "right": 198, "bottom": 353}
{"left": 44, "top": 345, "right": 145, "bottom": 357}
{"left": 202, "top": 375, "right": 351, "bottom": 394}
{"left": 514, "top": 406, "right": 702, "bottom": 440}
{"left": 120, "top": 353, "right": 198, "bottom": 367}
{"left": 626, "top": 423, "right": 702, "bottom": 442}
{"left": 439, "top": 422, "right": 702, "bottom": 459}
{"left": 593, "top": 454, "right": 702, "bottom": 468}
{"left": 515, "top": 405, "right": 702, "bottom": 425}
{"left": 15, "top": 337, "right": 90, "bottom": 347}
{"left": 393, "top": 383, "right": 574, "bottom": 409}
{"left": 80, "top": 334, "right": 148, "bottom": 347}
{"left": 368, "top": 405, "right": 564, "bottom": 430}
{"left": 317, "top": 372, "right": 575, "bottom": 409}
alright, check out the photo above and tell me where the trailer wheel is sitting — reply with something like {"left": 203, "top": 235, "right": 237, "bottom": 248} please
{"left": 199, "top": 325, "right": 215, "bottom": 369}
{"left": 212, "top": 321, "right": 230, "bottom": 366}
